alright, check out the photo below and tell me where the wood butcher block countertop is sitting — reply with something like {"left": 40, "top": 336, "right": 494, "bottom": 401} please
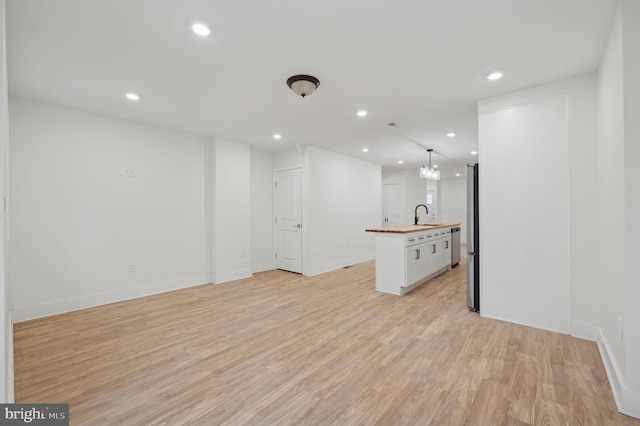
{"left": 365, "top": 223, "right": 461, "bottom": 234}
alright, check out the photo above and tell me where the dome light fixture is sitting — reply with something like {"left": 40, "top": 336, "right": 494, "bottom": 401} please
{"left": 286, "top": 75, "right": 320, "bottom": 97}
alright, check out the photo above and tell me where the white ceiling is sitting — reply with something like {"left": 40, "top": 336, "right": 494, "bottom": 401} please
{"left": 6, "top": 0, "right": 618, "bottom": 177}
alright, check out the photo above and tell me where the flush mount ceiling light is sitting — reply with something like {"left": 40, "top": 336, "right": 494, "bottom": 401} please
{"left": 420, "top": 149, "right": 440, "bottom": 181}
{"left": 286, "top": 75, "right": 320, "bottom": 97}
{"left": 192, "top": 23, "right": 210, "bottom": 36}
{"left": 486, "top": 71, "right": 503, "bottom": 81}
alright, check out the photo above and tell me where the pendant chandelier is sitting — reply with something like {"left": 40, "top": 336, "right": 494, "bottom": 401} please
{"left": 419, "top": 149, "right": 440, "bottom": 180}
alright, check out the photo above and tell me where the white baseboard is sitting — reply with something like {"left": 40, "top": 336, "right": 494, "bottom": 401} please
{"left": 6, "top": 310, "right": 14, "bottom": 403}
{"left": 479, "top": 312, "right": 570, "bottom": 335}
{"left": 570, "top": 320, "right": 599, "bottom": 341}
{"left": 251, "top": 262, "right": 275, "bottom": 274}
{"left": 302, "top": 253, "right": 374, "bottom": 277}
{"left": 11, "top": 274, "right": 209, "bottom": 322}
{"left": 598, "top": 327, "right": 640, "bottom": 419}
{"left": 214, "top": 268, "right": 253, "bottom": 284}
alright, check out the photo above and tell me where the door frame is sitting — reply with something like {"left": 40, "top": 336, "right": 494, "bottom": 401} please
{"left": 273, "top": 166, "right": 303, "bottom": 273}
{"left": 382, "top": 183, "right": 400, "bottom": 227}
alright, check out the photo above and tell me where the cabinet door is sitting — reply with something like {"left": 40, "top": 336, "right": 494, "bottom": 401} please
{"left": 405, "top": 246, "right": 419, "bottom": 287}
{"left": 439, "top": 238, "right": 451, "bottom": 269}
{"left": 424, "top": 242, "right": 438, "bottom": 277}
{"left": 406, "top": 242, "right": 431, "bottom": 287}
{"left": 415, "top": 242, "right": 429, "bottom": 280}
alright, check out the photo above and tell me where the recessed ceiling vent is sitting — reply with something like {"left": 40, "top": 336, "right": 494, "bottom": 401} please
{"left": 387, "top": 122, "right": 398, "bottom": 127}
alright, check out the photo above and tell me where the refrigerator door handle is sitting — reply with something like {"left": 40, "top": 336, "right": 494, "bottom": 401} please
{"left": 466, "top": 253, "right": 475, "bottom": 310}
{"left": 467, "top": 164, "right": 475, "bottom": 254}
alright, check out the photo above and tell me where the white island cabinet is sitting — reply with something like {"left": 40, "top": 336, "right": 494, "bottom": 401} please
{"left": 365, "top": 224, "right": 458, "bottom": 295}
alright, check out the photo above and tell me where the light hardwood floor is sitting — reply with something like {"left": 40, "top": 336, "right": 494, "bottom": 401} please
{"left": 14, "top": 259, "right": 639, "bottom": 425}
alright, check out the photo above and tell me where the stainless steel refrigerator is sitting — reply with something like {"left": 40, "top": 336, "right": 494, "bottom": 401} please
{"left": 467, "top": 163, "right": 480, "bottom": 312}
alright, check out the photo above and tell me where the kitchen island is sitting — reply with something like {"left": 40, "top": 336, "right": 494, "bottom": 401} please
{"left": 365, "top": 224, "right": 460, "bottom": 295}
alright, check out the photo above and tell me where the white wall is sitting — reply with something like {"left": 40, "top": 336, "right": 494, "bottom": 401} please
{"left": 440, "top": 177, "right": 467, "bottom": 244}
{"left": 8, "top": 97, "right": 209, "bottom": 320}
{"left": 621, "top": 0, "right": 640, "bottom": 393}
{"left": 382, "top": 170, "right": 428, "bottom": 225}
{"left": 8, "top": 111, "right": 381, "bottom": 301}
{"left": 478, "top": 95, "right": 571, "bottom": 333}
{"left": 478, "top": 73, "right": 600, "bottom": 337}
{"left": 273, "top": 146, "right": 304, "bottom": 170}
{"left": 250, "top": 148, "right": 274, "bottom": 273}
{"left": 274, "top": 146, "right": 381, "bottom": 276}
{"left": 304, "top": 146, "right": 380, "bottom": 276}
{"left": 597, "top": 0, "right": 640, "bottom": 416}
{"left": 212, "top": 139, "right": 252, "bottom": 283}
{"left": 479, "top": 74, "right": 599, "bottom": 339}
{"left": 1, "top": 0, "right": 9, "bottom": 402}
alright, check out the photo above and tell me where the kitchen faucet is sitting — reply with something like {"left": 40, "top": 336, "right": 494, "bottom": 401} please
{"left": 414, "top": 204, "right": 428, "bottom": 225}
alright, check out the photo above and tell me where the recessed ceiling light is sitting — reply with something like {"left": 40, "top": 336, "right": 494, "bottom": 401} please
{"left": 486, "top": 71, "right": 503, "bottom": 81}
{"left": 456, "top": 173, "right": 461, "bottom": 177}
{"left": 362, "top": 148, "right": 369, "bottom": 152}
{"left": 446, "top": 132, "right": 456, "bottom": 138}
{"left": 471, "top": 151, "right": 478, "bottom": 155}
{"left": 125, "top": 93, "right": 140, "bottom": 101}
{"left": 433, "top": 164, "right": 439, "bottom": 168}
{"left": 273, "top": 134, "right": 282, "bottom": 140}
{"left": 357, "top": 110, "right": 368, "bottom": 117}
{"left": 192, "top": 23, "right": 211, "bottom": 37}
{"left": 397, "top": 160, "right": 404, "bottom": 164}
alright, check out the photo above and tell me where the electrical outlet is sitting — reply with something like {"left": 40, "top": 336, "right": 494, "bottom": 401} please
{"left": 119, "top": 167, "right": 136, "bottom": 177}
{"left": 127, "top": 263, "right": 136, "bottom": 273}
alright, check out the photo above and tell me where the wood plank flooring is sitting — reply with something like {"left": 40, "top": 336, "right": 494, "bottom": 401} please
{"left": 13, "top": 259, "right": 639, "bottom": 425}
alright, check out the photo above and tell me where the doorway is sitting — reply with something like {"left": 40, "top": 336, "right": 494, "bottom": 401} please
{"left": 274, "top": 167, "right": 302, "bottom": 273}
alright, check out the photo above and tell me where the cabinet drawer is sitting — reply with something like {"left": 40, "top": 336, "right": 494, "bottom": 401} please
{"left": 405, "top": 229, "right": 449, "bottom": 246}
{"left": 405, "top": 232, "right": 428, "bottom": 246}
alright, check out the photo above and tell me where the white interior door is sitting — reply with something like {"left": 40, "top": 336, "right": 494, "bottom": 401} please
{"left": 275, "top": 168, "right": 302, "bottom": 273}
{"left": 382, "top": 183, "right": 399, "bottom": 226}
